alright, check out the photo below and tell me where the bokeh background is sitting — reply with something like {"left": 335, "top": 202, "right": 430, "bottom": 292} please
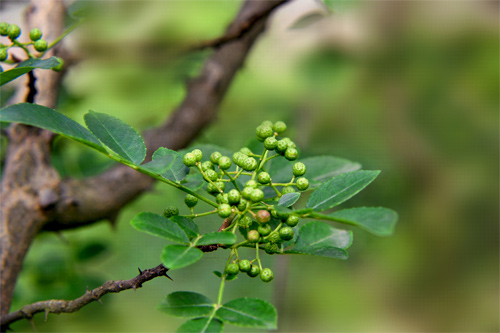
{"left": 2, "top": 0, "right": 498, "bottom": 332}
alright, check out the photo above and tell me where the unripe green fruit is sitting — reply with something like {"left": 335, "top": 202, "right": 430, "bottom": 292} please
{"left": 163, "top": 205, "right": 179, "bottom": 218}
{"left": 276, "top": 140, "right": 288, "bottom": 154}
{"left": 260, "top": 268, "right": 274, "bottom": 282}
{"left": 245, "top": 180, "right": 258, "bottom": 188}
{"left": 210, "top": 151, "right": 222, "bottom": 164}
{"left": 237, "top": 199, "right": 248, "bottom": 211}
{"left": 33, "top": 39, "right": 48, "bottom": 52}
{"left": 242, "top": 157, "right": 257, "bottom": 171}
{"left": 184, "top": 194, "right": 198, "bottom": 208}
{"left": 272, "top": 121, "right": 287, "bottom": 134}
{"left": 204, "top": 169, "right": 218, "bottom": 182}
{"left": 256, "top": 210, "right": 271, "bottom": 223}
{"left": 285, "top": 148, "right": 298, "bottom": 161}
{"left": 279, "top": 226, "right": 294, "bottom": 241}
{"left": 218, "top": 203, "right": 232, "bottom": 218}
{"left": 271, "top": 209, "right": 289, "bottom": 220}
{"left": 247, "top": 230, "right": 260, "bottom": 243}
{"left": 191, "top": 149, "right": 203, "bottom": 162}
{"left": 257, "top": 223, "right": 272, "bottom": 236}
{"left": 201, "top": 161, "right": 214, "bottom": 171}
{"left": 218, "top": 156, "right": 231, "bottom": 170}
{"left": 240, "top": 215, "right": 252, "bottom": 228}
{"left": 296, "top": 177, "right": 310, "bottom": 191}
{"left": 29, "top": 28, "right": 42, "bottom": 41}
{"left": 264, "top": 242, "right": 279, "bottom": 254}
{"left": 267, "top": 231, "right": 281, "bottom": 243}
{"left": 216, "top": 193, "right": 229, "bottom": 204}
{"left": 228, "top": 189, "right": 241, "bottom": 205}
{"left": 293, "top": 162, "right": 306, "bottom": 177}
{"left": 0, "top": 22, "right": 9, "bottom": 36}
{"left": 286, "top": 215, "right": 299, "bottom": 227}
{"left": 241, "top": 187, "right": 254, "bottom": 200}
{"left": 239, "top": 147, "right": 252, "bottom": 156}
{"left": 264, "top": 137, "right": 277, "bottom": 150}
{"left": 207, "top": 181, "right": 225, "bottom": 194}
{"left": 250, "top": 188, "right": 264, "bottom": 202}
{"left": 257, "top": 172, "right": 271, "bottom": 184}
{"left": 7, "top": 24, "right": 20, "bottom": 40}
{"left": 281, "top": 186, "right": 295, "bottom": 195}
{"left": 247, "top": 265, "right": 260, "bottom": 277}
{"left": 256, "top": 125, "right": 274, "bottom": 139}
{"left": 183, "top": 153, "right": 197, "bottom": 167}
{"left": 225, "top": 263, "right": 239, "bottom": 276}
{"left": 282, "top": 137, "right": 297, "bottom": 149}
{"left": 51, "top": 57, "right": 64, "bottom": 72}
{"left": 232, "top": 152, "right": 246, "bottom": 167}
{"left": 239, "top": 259, "right": 251, "bottom": 272}
{"left": 0, "top": 49, "right": 7, "bottom": 62}
{"left": 261, "top": 120, "right": 273, "bottom": 127}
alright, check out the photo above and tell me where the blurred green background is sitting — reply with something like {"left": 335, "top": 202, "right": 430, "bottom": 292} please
{"left": 4, "top": 0, "right": 498, "bottom": 332}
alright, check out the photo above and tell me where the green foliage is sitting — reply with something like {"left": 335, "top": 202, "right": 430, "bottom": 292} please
{"left": 0, "top": 57, "right": 63, "bottom": 86}
{"left": 0, "top": 106, "right": 397, "bottom": 332}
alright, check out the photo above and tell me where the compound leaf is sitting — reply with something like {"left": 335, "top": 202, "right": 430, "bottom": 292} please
{"left": 84, "top": 110, "right": 146, "bottom": 165}
{"left": 177, "top": 317, "right": 223, "bottom": 333}
{"left": 215, "top": 298, "right": 277, "bottom": 329}
{"left": 0, "top": 57, "right": 62, "bottom": 86}
{"left": 158, "top": 292, "right": 214, "bottom": 318}
{"left": 130, "top": 212, "right": 189, "bottom": 244}
{"left": 319, "top": 207, "right": 398, "bottom": 236}
{"left": 162, "top": 245, "right": 203, "bottom": 270}
{"left": 306, "top": 170, "right": 380, "bottom": 211}
{"left": 171, "top": 216, "right": 199, "bottom": 240}
{"left": 139, "top": 147, "right": 189, "bottom": 182}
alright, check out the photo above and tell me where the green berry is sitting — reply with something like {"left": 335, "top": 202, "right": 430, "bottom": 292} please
{"left": 263, "top": 136, "right": 277, "bottom": 150}
{"left": 281, "top": 186, "right": 295, "bottom": 195}
{"left": 225, "top": 263, "right": 239, "bottom": 276}
{"left": 272, "top": 121, "right": 287, "bottom": 134}
{"left": 267, "top": 231, "right": 281, "bottom": 243}
{"left": 256, "top": 210, "right": 271, "bottom": 223}
{"left": 285, "top": 148, "right": 298, "bottom": 161}
{"left": 250, "top": 188, "right": 264, "bottom": 202}
{"left": 207, "top": 181, "right": 225, "bottom": 194}
{"left": 33, "top": 39, "right": 48, "bottom": 52}
{"left": 293, "top": 162, "right": 306, "bottom": 177}
{"left": 216, "top": 193, "right": 229, "bottom": 204}
{"left": 276, "top": 140, "right": 288, "bottom": 154}
{"left": 232, "top": 152, "right": 246, "bottom": 167}
{"left": 163, "top": 205, "right": 179, "bottom": 218}
{"left": 237, "top": 199, "right": 248, "bottom": 211}
{"left": 227, "top": 189, "right": 241, "bottom": 205}
{"left": 201, "top": 161, "right": 214, "bottom": 171}
{"left": 260, "top": 268, "right": 274, "bottom": 282}
{"left": 29, "top": 28, "right": 42, "bottom": 41}
{"left": 296, "top": 177, "right": 310, "bottom": 191}
{"left": 239, "top": 147, "right": 252, "bottom": 156}
{"left": 279, "top": 226, "right": 294, "bottom": 241}
{"left": 51, "top": 57, "right": 64, "bottom": 72}
{"left": 261, "top": 120, "right": 273, "bottom": 127}
{"left": 240, "top": 215, "right": 252, "bottom": 228}
{"left": 247, "top": 265, "right": 260, "bottom": 277}
{"left": 183, "top": 152, "right": 197, "bottom": 167}
{"left": 257, "top": 223, "right": 272, "bottom": 236}
{"left": 192, "top": 149, "right": 203, "bottom": 162}
{"left": 247, "top": 230, "right": 260, "bottom": 243}
{"left": 264, "top": 242, "right": 279, "bottom": 254}
{"left": 218, "top": 203, "right": 232, "bottom": 218}
{"left": 0, "top": 23, "right": 9, "bottom": 36}
{"left": 286, "top": 215, "right": 299, "bottom": 227}
{"left": 218, "top": 156, "right": 231, "bottom": 170}
{"left": 7, "top": 24, "right": 20, "bottom": 40}
{"left": 204, "top": 169, "right": 218, "bottom": 182}
{"left": 210, "top": 151, "right": 222, "bottom": 164}
{"left": 245, "top": 180, "right": 258, "bottom": 188}
{"left": 184, "top": 194, "right": 198, "bottom": 208}
{"left": 241, "top": 187, "right": 254, "bottom": 200}
{"left": 257, "top": 172, "right": 271, "bottom": 184}
{"left": 256, "top": 125, "right": 274, "bottom": 139}
{"left": 239, "top": 260, "right": 251, "bottom": 272}
{"left": 242, "top": 157, "right": 257, "bottom": 171}
{"left": 0, "top": 49, "right": 7, "bottom": 62}
{"left": 282, "top": 137, "right": 297, "bottom": 149}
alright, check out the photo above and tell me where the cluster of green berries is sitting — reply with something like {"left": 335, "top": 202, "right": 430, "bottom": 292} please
{"left": 225, "top": 260, "right": 274, "bottom": 283}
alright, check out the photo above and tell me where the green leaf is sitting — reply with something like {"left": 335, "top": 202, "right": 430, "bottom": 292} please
{"left": 278, "top": 192, "right": 300, "bottom": 207}
{"left": 171, "top": 216, "right": 199, "bottom": 240}
{"left": 130, "top": 212, "right": 189, "bottom": 244}
{"left": 215, "top": 298, "right": 277, "bottom": 329}
{"left": 197, "top": 232, "right": 236, "bottom": 246}
{"left": 0, "top": 103, "right": 105, "bottom": 153}
{"left": 84, "top": 110, "right": 146, "bottom": 165}
{"left": 139, "top": 147, "right": 189, "bottom": 182}
{"left": 306, "top": 170, "right": 380, "bottom": 211}
{"left": 319, "top": 207, "right": 398, "bottom": 236}
{"left": 158, "top": 292, "right": 214, "bottom": 318}
{"left": 0, "top": 57, "right": 62, "bottom": 86}
{"left": 299, "top": 156, "right": 361, "bottom": 187}
{"left": 162, "top": 245, "right": 203, "bottom": 270}
{"left": 285, "top": 221, "right": 352, "bottom": 260}
{"left": 177, "top": 317, "right": 223, "bottom": 333}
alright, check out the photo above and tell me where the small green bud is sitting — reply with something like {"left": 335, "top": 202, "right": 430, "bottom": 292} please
{"left": 293, "top": 162, "right": 306, "bottom": 177}
{"left": 201, "top": 161, "right": 214, "bottom": 171}
{"left": 245, "top": 180, "right": 258, "bottom": 188}
{"left": 260, "top": 268, "right": 274, "bottom": 282}
{"left": 232, "top": 152, "right": 246, "bottom": 167}
{"left": 275, "top": 140, "right": 288, "bottom": 154}
{"left": 34, "top": 39, "right": 48, "bottom": 52}
{"left": 279, "top": 226, "right": 294, "bottom": 241}
{"left": 272, "top": 121, "right": 287, "bottom": 134}
{"left": 163, "top": 205, "right": 179, "bottom": 218}
{"left": 204, "top": 169, "right": 218, "bottom": 182}
{"left": 296, "top": 177, "right": 310, "bottom": 191}
{"left": 268, "top": 231, "right": 281, "bottom": 243}
{"left": 225, "top": 263, "right": 239, "bottom": 276}
{"left": 239, "top": 259, "right": 252, "bottom": 272}
{"left": 247, "top": 265, "right": 260, "bottom": 277}
{"left": 264, "top": 136, "right": 277, "bottom": 150}
{"left": 241, "top": 187, "right": 254, "bottom": 200}
{"left": 239, "top": 147, "right": 252, "bottom": 156}
{"left": 286, "top": 215, "right": 299, "bottom": 227}
{"left": 218, "top": 203, "right": 232, "bottom": 218}
{"left": 264, "top": 242, "right": 279, "bottom": 254}
{"left": 183, "top": 153, "right": 197, "bottom": 167}
{"left": 257, "top": 172, "right": 271, "bottom": 184}
{"left": 284, "top": 148, "right": 298, "bottom": 161}
{"left": 29, "top": 28, "right": 42, "bottom": 41}
{"left": 7, "top": 24, "right": 21, "bottom": 40}
{"left": 258, "top": 223, "right": 272, "bottom": 236}
{"left": 281, "top": 186, "right": 296, "bottom": 195}
{"left": 210, "top": 151, "right": 222, "bottom": 164}
{"left": 256, "top": 125, "right": 274, "bottom": 139}
{"left": 216, "top": 193, "right": 229, "bottom": 204}
{"left": 261, "top": 120, "right": 273, "bottom": 127}
{"left": 218, "top": 156, "right": 231, "bottom": 170}
{"left": 242, "top": 157, "right": 257, "bottom": 171}
{"left": 228, "top": 189, "right": 241, "bottom": 205}
{"left": 51, "top": 57, "right": 64, "bottom": 72}
{"left": 207, "top": 181, "right": 225, "bottom": 194}
{"left": 237, "top": 199, "right": 248, "bottom": 211}
{"left": 184, "top": 194, "right": 198, "bottom": 208}
{"left": 250, "top": 188, "right": 264, "bottom": 202}
{"left": 192, "top": 149, "right": 203, "bottom": 162}
{"left": 0, "top": 22, "right": 10, "bottom": 36}
{"left": 0, "top": 49, "right": 7, "bottom": 62}
{"left": 240, "top": 215, "right": 252, "bottom": 227}
{"left": 247, "top": 230, "right": 260, "bottom": 243}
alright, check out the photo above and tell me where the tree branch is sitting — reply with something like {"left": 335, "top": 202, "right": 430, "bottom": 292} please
{"left": 0, "top": 264, "right": 171, "bottom": 330}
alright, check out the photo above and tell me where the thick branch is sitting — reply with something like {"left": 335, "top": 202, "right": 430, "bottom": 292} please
{"left": 0, "top": 264, "right": 171, "bottom": 329}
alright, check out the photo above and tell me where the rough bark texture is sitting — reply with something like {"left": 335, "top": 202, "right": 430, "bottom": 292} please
{"left": 0, "top": 0, "right": 289, "bottom": 321}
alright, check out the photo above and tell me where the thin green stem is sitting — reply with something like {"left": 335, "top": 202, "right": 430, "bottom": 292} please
{"left": 46, "top": 19, "right": 83, "bottom": 51}
{"left": 216, "top": 276, "right": 226, "bottom": 305}
{"left": 13, "top": 40, "right": 33, "bottom": 58}
{"left": 181, "top": 209, "right": 217, "bottom": 219}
